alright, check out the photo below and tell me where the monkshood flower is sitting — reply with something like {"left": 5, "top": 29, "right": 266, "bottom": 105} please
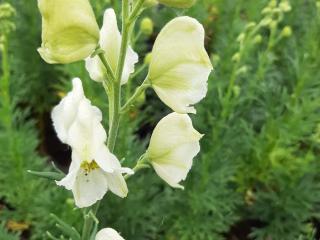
{"left": 148, "top": 17, "right": 213, "bottom": 114}
{"left": 146, "top": 113, "right": 203, "bottom": 189}
{"left": 96, "top": 228, "right": 125, "bottom": 240}
{"left": 85, "top": 8, "right": 138, "bottom": 85}
{"left": 52, "top": 78, "right": 133, "bottom": 208}
{"left": 37, "top": 0, "right": 99, "bottom": 64}
{"left": 158, "top": 0, "right": 196, "bottom": 8}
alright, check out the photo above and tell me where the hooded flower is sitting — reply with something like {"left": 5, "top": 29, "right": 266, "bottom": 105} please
{"left": 85, "top": 8, "right": 138, "bottom": 85}
{"left": 148, "top": 16, "right": 213, "bottom": 114}
{"left": 52, "top": 78, "right": 132, "bottom": 208}
{"left": 146, "top": 112, "right": 202, "bottom": 189}
{"left": 37, "top": 0, "right": 100, "bottom": 64}
{"left": 95, "top": 228, "right": 125, "bottom": 240}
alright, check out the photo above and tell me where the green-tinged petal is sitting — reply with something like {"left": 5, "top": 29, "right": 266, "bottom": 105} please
{"left": 147, "top": 113, "right": 202, "bottom": 188}
{"left": 149, "top": 16, "right": 212, "bottom": 113}
{"left": 38, "top": 0, "right": 99, "bottom": 64}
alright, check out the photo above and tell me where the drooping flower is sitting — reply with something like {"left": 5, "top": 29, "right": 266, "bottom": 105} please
{"left": 85, "top": 8, "right": 138, "bottom": 85}
{"left": 52, "top": 78, "right": 132, "bottom": 208}
{"left": 146, "top": 112, "right": 203, "bottom": 189}
{"left": 148, "top": 17, "right": 213, "bottom": 114}
{"left": 157, "top": 0, "right": 196, "bottom": 8}
{"left": 37, "top": 0, "right": 100, "bottom": 64}
{"left": 95, "top": 228, "right": 125, "bottom": 240}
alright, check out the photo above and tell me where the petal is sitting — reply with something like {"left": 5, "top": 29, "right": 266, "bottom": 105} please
{"left": 105, "top": 172, "right": 129, "bottom": 198}
{"left": 121, "top": 45, "right": 139, "bottom": 85}
{"left": 94, "top": 145, "right": 121, "bottom": 173}
{"left": 151, "top": 141, "right": 200, "bottom": 189}
{"left": 147, "top": 113, "right": 202, "bottom": 188}
{"left": 148, "top": 113, "right": 202, "bottom": 159}
{"left": 86, "top": 8, "right": 138, "bottom": 84}
{"left": 85, "top": 56, "right": 105, "bottom": 82}
{"left": 149, "top": 17, "right": 213, "bottom": 113}
{"left": 51, "top": 78, "right": 85, "bottom": 143}
{"left": 72, "top": 168, "right": 109, "bottom": 208}
{"left": 38, "top": 0, "right": 99, "bottom": 64}
{"left": 67, "top": 100, "right": 107, "bottom": 157}
{"left": 56, "top": 161, "right": 80, "bottom": 190}
{"left": 152, "top": 63, "right": 210, "bottom": 114}
{"left": 95, "top": 228, "right": 125, "bottom": 240}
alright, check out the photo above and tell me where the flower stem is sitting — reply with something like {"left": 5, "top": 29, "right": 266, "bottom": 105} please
{"left": 98, "top": 52, "right": 116, "bottom": 82}
{"left": 121, "top": 77, "right": 150, "bottom": 113}
{"left": 107, "top": 0, "right": 130, "bottom": 152}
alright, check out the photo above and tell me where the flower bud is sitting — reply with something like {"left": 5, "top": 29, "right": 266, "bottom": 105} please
{"left": 236, "top": 33, "right": 245, "bottom": 42}
{"left": 268, "top": 0, "right": 277, "bottom": 8}
{"left": 281, "top": 26, "right": 292, "bottom": 37}
{"left": 146, "top": 113, "right": 202, "bottom": 189}
{"left": 245, "top": 22, "right": 256, "bottom": 31}
{"left": 253, "top": 34, "right": 263, "bottom": 44}
{"left": 140, "top": 17, "right": 154, "bottom": 36}
{"left": 158, "top": 0, "right": 196, "bottom": 8}
{"left": 232, "top": 52, "right": 241, "bottom": 62}
{"left": 38, "top": 0, "right": 100, "bottom": 64}
{"left": 279, "top": 1, "right": 291, "bottom": 12}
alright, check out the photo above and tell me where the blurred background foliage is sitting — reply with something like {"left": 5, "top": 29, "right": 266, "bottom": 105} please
{"left": 0, "top": 0, "right": 320, "bottom": 239}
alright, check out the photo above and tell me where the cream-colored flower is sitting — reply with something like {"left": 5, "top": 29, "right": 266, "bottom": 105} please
{"left": 96, "top": 228, "right": 125, "bottom": 240}
{"left": 148, "top": 17, "right": 212, "bottom": 114}
{"left": 85, "top": 8, "right": 138, "bottom": 85}
{"left": 37, "top": 0, "right": 99, "bottom": 64}
{"left": 158, "top": 0, "right": 196, "bottom": 8}
{"left": 146, "top": 113, "right": 202, "bottom": 189}
{"left": 52, "top": 78, "right": 132, "bottom": 208}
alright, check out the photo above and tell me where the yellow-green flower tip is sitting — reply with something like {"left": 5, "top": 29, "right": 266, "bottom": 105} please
{"left": 38, "top": 0, "right": 100, "bottom": 64}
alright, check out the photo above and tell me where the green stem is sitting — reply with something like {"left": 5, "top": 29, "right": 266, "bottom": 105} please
{"left": 129, "top": 0, "right": 145, "bottom": 23}
{"left": 124, "top": 154, "right": 149, "bottom": 180}
{"left": 121, "top": 77, "right": 150, "bottom": 113}
{"left": 98, "top": 52, "right": 116, "bottom": 82}
{"left": 107, "top": 0, "right": 130, "bottom": 152}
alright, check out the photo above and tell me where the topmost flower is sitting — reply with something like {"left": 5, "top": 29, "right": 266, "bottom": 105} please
{"left": 37, "top": 0, "right": 99, "bottom": 64}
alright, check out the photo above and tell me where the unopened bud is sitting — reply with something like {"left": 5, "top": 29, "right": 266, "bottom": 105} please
{"left": 253, "top": 35, "right": 263, "bottom": 44}
{"left": 236, "top": 66, "right": 248, "bottom": 75}
{"left": 140, "top": 17, "right": 154, "bottom": 36}
{"left": 262, "top": 7, "right": 272, "bottom": 14}
{"left": 232, "top": 52, "right": 241, "bottom": 62}
{"left": 237, "top": 33, "right": 245, "bottom": 42}
{"left": 279, "top": 1, "right": 292, "bottom": 12}
{"left": 245, "top": 22, "right": 256, "bottom": 30}
{"left": 281, "top": 26, "right": 292, "bottom": 37}
{"left": 261, "top": 17, "right": 272, "bottom": 26}
{"left": 268, "top": 0, "right": 277, "bottom": 8}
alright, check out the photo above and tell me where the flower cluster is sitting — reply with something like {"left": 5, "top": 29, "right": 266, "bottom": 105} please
{"left": 37, "top": 0, "right": 212, "bottom": 238}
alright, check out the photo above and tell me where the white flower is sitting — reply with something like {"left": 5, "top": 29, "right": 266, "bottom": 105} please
{"left": 52, "top": 78, "right": 133, "bottom": 208}
{"left": 95, "top": 228, "right": 125, "bottom": 240}
{"left": 85, "top": 8, "right": 138, "bottom": 85}
{"left": 146, "top": 112, "right": 203, "bottom": 189}
{"left": 37, "top": 0, "right": 100, "bottom": 64}
{"left": 148, "top": 16, "right": 213, "bottom": 114}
